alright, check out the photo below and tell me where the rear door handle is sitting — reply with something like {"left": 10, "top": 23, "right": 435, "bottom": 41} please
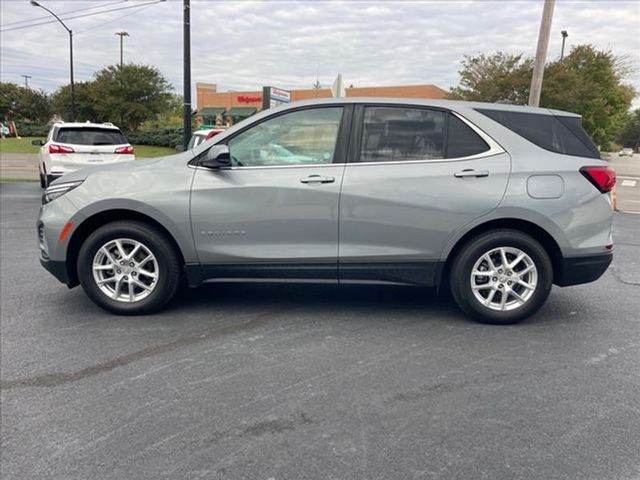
{"left": 454, "top": 169, "right": 489, "bottom": 178}
{"left": 300, "top": 175, "right": 335, "bottom": 184}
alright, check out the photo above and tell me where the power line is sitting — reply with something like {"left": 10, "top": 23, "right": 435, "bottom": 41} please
{"left": 0, "top": 1, "right": 166, "bottom": 33}
{"left": 74, "top": 2, "right": 160, "bottom": 35}
{"left": 0, "top": 1, "right": 126, "bottom": 28}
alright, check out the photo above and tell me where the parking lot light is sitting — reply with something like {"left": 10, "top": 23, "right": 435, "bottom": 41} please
{"left": 30, "top": 0, "right": 75, "bottom": 121}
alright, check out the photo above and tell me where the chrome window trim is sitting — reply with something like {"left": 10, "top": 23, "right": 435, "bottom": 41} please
{"left": 191, "top": 162, "right": 341, "bottom": 172}
{"left": 345, "top": 151, "right": 505, "bottom": 167}
{"left": 191, "top": 109, "right": 505, "bottom": 171}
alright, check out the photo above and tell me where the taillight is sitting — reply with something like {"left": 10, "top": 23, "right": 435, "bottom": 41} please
{"left": 206, "top": 130, "right": 221, "bottom": 139}
{"left": 580, "top": 166, "right": 616, "bottom": 193}
{"left": 48, "top": 144, "right": 74, "bottom": 154}
{"left": 115, "top": 145, "right": 134, "bottom": 155}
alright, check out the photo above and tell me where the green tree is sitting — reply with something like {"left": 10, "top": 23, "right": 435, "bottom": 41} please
{"left": 618, "top": 108, "right": 640, "bottom": 149}
{"left": 51, "top": 81, "right": 100, "bottom": 123}
{"left": 541, "top": 45, "right": 635, "bottom": 146}
{"left": 91, "top": 64, "right": 172, "bottom": 131}
{"left": 0, "top": 82, "right": 51, "bottom": 123}
{"left": 448, "top": 52, "right": 533, "bottom": 104}
{"left": 140, "top": 92, "right": 183, "bottom": 130}
{"left": 449, "top": 45, "right": 636, "bottom": 147}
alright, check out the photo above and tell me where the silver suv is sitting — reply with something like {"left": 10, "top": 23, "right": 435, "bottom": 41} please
{"left": 37, "top": 98, "right": 615, "bottom": 324}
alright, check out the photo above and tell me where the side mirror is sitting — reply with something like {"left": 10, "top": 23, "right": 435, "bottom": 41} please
{"left": 175, "top": 144, "right": 185, "bottom": 152}
{"left": 32, "top": 139, "right": 44, "bottom": 146}
{"left": 200, "top": 144, "right": 231, "bottom": 168}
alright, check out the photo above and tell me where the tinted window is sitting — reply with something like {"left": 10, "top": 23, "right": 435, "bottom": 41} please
{"left": 446, "top": 114, "right": 490, "bottom": 158}
{"left": 228, "top": 107, "right": 343, "bottom": 167}
{"left": 555, "top": 116, "right": 601, "bottom": 158}
{"left": 360, "top": 107, "right": 445, "bottom": 162}
{"left": 55, "top": 127, "right": 126, "bottom": 146}
{"left": 476, "top": 109, "right": 600, "bottom": 159}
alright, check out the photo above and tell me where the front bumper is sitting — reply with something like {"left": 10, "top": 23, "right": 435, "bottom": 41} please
{"left": 40, "top": 257, "right": 71, "bottom": 286}
{"left": 556, "top": 252, "right": 613, "bottom": 286}
{"left": 37, "top": 194, "right": 82, "bottom": 288}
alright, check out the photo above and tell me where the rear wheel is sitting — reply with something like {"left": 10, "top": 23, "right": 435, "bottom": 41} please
{"left": 39, "top": 173, "right": 46, "bottom": 189}
{"left": 449, "top": 229, "right": 553, "bottom": 324}
{"left": 77, "top": 221, "right": 181, "bottom": 315}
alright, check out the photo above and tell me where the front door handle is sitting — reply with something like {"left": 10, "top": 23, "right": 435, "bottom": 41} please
{"left": 454, "top": 169, "right": 489, "bottom": 178}
{"left": 300, "top": 175, "right": 335, "bottom": 184}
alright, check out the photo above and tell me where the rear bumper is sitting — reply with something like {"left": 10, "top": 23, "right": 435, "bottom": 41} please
{"left": 555, "top": 252, "right": 612, "bottom": 286}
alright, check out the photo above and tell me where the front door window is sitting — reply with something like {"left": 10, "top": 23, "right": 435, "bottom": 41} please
{"left": 227, "top": 107, "right": 344, "bottom": 167}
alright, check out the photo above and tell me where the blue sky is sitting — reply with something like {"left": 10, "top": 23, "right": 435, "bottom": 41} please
{"left": 1, "top": 0, "right": 639, "bottom": 107}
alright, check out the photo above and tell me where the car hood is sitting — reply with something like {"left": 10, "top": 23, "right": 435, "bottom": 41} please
{"left": 50, "top": 151, "right": 193, "bottom": 184}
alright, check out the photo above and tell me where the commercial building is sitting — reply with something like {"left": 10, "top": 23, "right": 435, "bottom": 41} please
{"left": 195, "top": 82, "right": 448, "bottom": 126}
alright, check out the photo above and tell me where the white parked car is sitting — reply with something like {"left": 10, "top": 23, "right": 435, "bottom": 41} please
{"left": 186, "top": 127, "right": 226, "bottom": 149}
{"left": 618, "top": 147, "right": 634, "bottom": 157}
{"left": 33, "top": 122, "right": 135, "bottom": 188}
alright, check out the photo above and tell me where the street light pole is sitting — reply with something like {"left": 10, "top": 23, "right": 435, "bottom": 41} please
{"left": 21, "top": 75, "right": 32, "bottom": 88}
{"left": 528, "top": 0, "right": 555, "bottom": 107}
{"left": 30, "top": 0, "right": 75, "bottom": 121}
{"left": 560, "top": 30, "right": 568, "bottom": 60}
{"left": 115, "top": 31, "right": 129, "bottom": 67}
{"left": 183, "top": 0, "right": 192, "bottom": 150}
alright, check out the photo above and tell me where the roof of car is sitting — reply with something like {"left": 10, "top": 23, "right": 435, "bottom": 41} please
{"left": 53, "top": 122, "right": 121, "bottom": 129}
{"left": 277, "top": 97, "right": 580, "bottom": 117}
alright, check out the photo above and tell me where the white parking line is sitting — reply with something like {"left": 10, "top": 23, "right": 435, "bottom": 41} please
{"left": 621, "top": 179, "right": 637, "bottom": 187}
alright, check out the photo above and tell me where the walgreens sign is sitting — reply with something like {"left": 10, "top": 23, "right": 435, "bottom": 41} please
{"left": 237, "top": 95, "right": 262, "bottom": 104}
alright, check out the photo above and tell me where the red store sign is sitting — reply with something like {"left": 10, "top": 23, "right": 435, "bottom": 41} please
{"left": 237, "top": 95, "right": 262, "bottom": 103}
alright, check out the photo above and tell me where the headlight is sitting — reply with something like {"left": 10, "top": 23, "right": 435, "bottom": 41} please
{"left": 42, "top": 180, "right": 84, "bottom": 204}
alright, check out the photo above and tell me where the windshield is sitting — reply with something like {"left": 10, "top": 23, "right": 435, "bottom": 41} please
{"left": 55, "top": 127, "right": 127, "bottom": 146}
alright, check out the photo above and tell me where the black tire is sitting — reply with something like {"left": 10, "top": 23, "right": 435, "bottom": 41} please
{"left": 449, "top": 229, "right": 553, "bottom": 325}
{"left": 77, "top": 221, "right": 182, "bottom": 315}
{"left": 39, "top": 172, "right": 46, "bottom": 189}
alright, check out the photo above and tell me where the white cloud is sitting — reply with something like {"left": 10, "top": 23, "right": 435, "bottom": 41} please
{"left": 1, "top": 0, "right": 638, "bottom": 107}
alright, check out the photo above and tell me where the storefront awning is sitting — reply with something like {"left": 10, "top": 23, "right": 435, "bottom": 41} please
{"left": 197, "top": 107, "right": 226, "bottom": 117}
{"left": 227, "top": 107, "right": 257, "bottom": 118}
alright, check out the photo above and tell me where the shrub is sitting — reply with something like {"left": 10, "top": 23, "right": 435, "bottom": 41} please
{"left": 125, "top": 127, "right": 183, "bottom": 148}
{"left": 15, "top": 123, "right": 50, "bottom": 137}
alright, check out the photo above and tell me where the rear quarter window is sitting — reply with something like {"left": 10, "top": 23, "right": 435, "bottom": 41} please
{"left": 446, "top": 113, "right": 490, "bottom": 158}
{"left": 55, "top": 127, "right": 127, "bottom": 146}
{"left": 476, "top": 109, "right": 600, "bottom": 159}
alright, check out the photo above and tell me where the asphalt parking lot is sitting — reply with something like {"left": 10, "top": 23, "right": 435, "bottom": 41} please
{"left": 1, "top": 181, "right": 639, "bottom": 480}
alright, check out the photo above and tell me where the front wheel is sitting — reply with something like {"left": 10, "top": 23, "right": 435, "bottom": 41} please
{"left": 449, "top": 229, "right": 553, "bottom": 324}
{"left": 77, "top": 221, "right": 181, "bottom": 315}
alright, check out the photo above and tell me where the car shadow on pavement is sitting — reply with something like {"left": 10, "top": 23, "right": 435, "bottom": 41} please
{"left": 172, "top": 282, "right": 457, "bottom": 315}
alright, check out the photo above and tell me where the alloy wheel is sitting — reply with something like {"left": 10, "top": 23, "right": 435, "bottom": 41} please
{"left": 92, "top": 238, "right": 159, "bottom": 303}
{"left": 470, "top": 246, "right": 538, "bottom": 311}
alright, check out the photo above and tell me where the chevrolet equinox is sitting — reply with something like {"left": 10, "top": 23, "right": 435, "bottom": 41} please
{"left": 38, "top": 98, "right": 615, "bottom": 324}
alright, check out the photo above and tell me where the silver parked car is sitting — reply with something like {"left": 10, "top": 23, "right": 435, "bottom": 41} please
{"left": 38, "top": 98, "right": 615, "bottom": 324}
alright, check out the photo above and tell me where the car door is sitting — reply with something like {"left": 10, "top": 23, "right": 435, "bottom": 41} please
{"left": 338, "top": 104, "right": 510, "bottom": 285}
{"left": 190, "top": 105, "right": 352, "bottom": 281}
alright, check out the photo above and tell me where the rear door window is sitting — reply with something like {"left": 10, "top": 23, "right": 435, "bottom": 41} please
{"left": 360, "top": 107, "right": 445, "bottom": 162}
{"left": 55, "top": 128, "right": 127, "bottom": 146}
{"left": 476, "top": 109, "right": 600, "bottom": 158}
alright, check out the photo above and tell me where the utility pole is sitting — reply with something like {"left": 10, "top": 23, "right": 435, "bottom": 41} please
{"left": 560, "top": 30, "right": 568, "bottom": 60}
{"left": 182, "top": 0, "right": 192, "bottom": 150}
{"left": 21, "top": 75, "right": 32, "bottom": 88}
{"left": 30, "top": 1, "right": 75, "bottom": 121}
{"left": 528, "top": 0, "right": 555, "bottom": 107}
{"left": 115, "top": 31, "right": 129, "bottom": 67}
